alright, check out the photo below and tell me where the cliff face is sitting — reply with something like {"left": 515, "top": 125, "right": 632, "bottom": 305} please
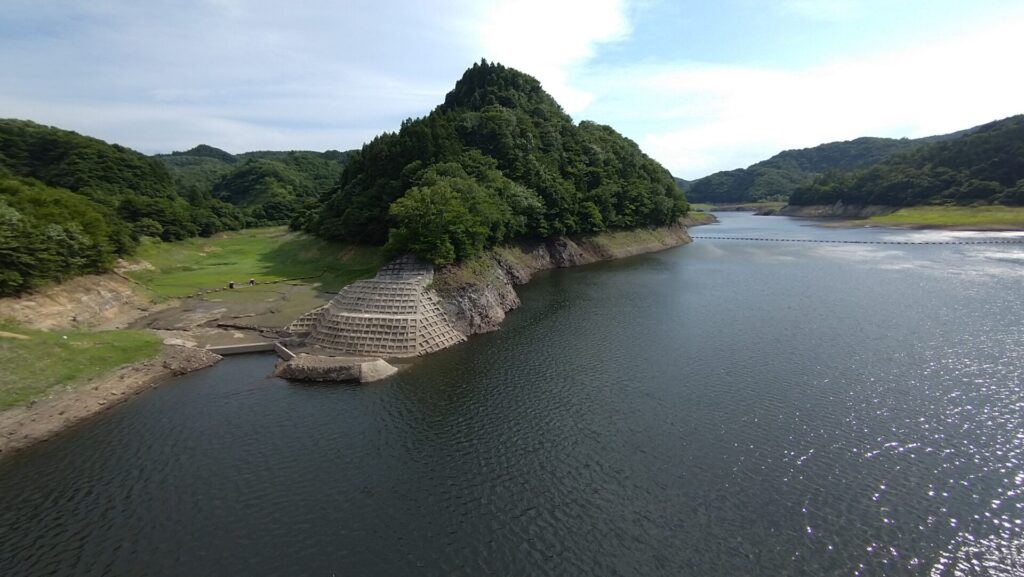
{"left": 433, "top": 215, "right": 714, "bottom": 336}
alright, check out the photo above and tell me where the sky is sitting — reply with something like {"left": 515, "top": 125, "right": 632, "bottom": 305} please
{"left": 2, "top": 0, "right": 1023, "bottom": 179}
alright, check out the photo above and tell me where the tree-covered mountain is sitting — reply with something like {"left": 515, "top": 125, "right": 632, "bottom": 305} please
{"left": 790, "top": 115, "right": 1024, "bottom": 206}
{"left": 310, "top": 60, "right": 687, "bottom": 265}
{"left": 157, "top": 146, "right": 237, "bottom": 205}
{"left": 155, "top": 147, "right": 353, "bottom": 228}
{"left": 687, "top": 132, "right": 966, "bottom": 204}
{"left": 0, "top": 120, "right": 248, "bottom": 295}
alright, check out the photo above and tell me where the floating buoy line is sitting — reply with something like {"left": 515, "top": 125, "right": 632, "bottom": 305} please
{"left": 690, "top": 236, "right": 1024, "bottom": 246}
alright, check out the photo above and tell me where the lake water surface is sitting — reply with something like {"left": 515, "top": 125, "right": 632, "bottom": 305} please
{"left": 2, "top": 213, "right": 1024, "bottom": 576}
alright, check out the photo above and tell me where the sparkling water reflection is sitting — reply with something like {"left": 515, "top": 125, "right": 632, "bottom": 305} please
{"left": 0, "top": 212, "right": 1022, "bottom": 576}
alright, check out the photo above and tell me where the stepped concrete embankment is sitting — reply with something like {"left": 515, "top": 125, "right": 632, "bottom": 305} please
{"left": 287, "top": 256, "right": 465, "bottom": 358}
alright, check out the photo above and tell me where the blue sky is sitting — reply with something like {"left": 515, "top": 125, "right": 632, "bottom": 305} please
{"left": 2, "top": 0, "right": 1023, "bottom": 179}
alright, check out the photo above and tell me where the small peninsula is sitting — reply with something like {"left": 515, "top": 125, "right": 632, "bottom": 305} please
{"left": 0, "top": 60, "right": 709, "bottom": 455}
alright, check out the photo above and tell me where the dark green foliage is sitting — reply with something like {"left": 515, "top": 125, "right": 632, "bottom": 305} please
{"left": 0, "top": 120, "right": 245, "bottom": 241}
{"left": 313, "top": 61, "right": 687, "bottom": 264}
{"left": 790, "top": 115, "right": 1024, "bottom": 206}
{"left": 158, "top": 154, "right": 235, "bottom": 200}
{"left": 688, "top": 135, "right": 963, "bottom": 204}
{"left": 156, "top": 148, "right": 352, "bottom": 228}
{"left": 0, "top": 176, "right": 124, "bottom": 295}
{"left": 0, "top": 119, "right": 175, "bottom": 199}
{"left": 0, "top": 120, "right": 251, "bottom": 296}
{"left": 171, "top": 144, "right": 237, "bottom": 164}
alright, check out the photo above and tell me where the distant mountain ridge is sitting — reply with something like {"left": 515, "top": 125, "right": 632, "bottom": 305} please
{"left": 154, "top": 147, "right": 355, "bottom": 227}
{"left": 686, "top": 129, "right": 970, "bottom": 204}
{"left": 790, "top": 115, "right": 1024, "bottom": 206}
{"left": 170, "top": 144, "right": 238, "bottom": 164}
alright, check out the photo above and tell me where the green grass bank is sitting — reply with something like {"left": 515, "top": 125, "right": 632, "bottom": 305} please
{"left": 128, "top": 227, "right": 386, "bottom": 298}
{"left": 866, "top": 206, "right": 1024, "bottom": 229}
{"left": 0, "top": 323, "right": 161, "bottom": 410}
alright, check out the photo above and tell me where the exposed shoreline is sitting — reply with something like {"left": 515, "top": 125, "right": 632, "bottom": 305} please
{"left": 0, "top": 214, "right": 716, "bottom": 460}
{"left": 814, "top": 220, "right": 1024, "bottom": 231}
{"left": 770, "top": 203, "right": 1024, "bottom": 231}
{"left": 0, "top": 345, "right": 220, "bottom": 459}
{"left": 434, "top": 213, "right": 717, "bottom": 336}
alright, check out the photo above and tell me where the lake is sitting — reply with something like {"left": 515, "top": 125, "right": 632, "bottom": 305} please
{"left": 2, "top": 212, "right": 1023, "bottom": 576}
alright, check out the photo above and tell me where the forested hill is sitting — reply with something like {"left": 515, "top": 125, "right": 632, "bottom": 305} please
{"left": 310, "top": 60, "right": 687, "bottom": 265}
{"left": 154, "top": 147, "right": 353, "bottom": 228}
{"left": 0, "top": 120, "right": 247, "bottom": 296}
{"left": 687, "top": 132, "right": 966, "bottom": 204}
{"left": 790, "top": 115, "right": 1024, "bottom": 206}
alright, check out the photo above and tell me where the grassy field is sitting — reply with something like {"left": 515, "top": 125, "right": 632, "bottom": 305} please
{"left": 0, "top": 323, "right": 161, "bottom": 410}
{"left": 129, "top": 227, "right": 386, "bottom": 298}
{"left": 868, "top": 206, "right": 1024, "bottom": 229}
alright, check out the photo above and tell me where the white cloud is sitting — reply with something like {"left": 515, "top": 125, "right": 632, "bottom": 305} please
{"left": 579, "top": 12, "right": 1024, "bottom": 178}
{"left": 0, "top": 0, "right": 635, "bottom": 152}
{"left": 474, "top": 0, "right": 632, "bottom": 113}
{"left": 6, "top": 0, "right": 1021, "bottom": 183}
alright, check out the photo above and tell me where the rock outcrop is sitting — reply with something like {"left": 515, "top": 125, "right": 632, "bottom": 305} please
{"left": 437, "top": 266, "right": 520, "bottom": 335}
{"left": 434, "top": 216, "right": 712, "bottom": 336}
{"left": 162, "top": 345, "right": 223, "bottom": 375}
{"left": 273, "top": 355, "right": 398, "bottom": 383}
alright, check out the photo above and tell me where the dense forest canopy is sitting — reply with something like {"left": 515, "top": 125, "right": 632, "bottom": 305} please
{"left": 155, "top": 147, "right": 353, "bottom": 228}
{"left": 310, "top": 60, "right": 687, "bottom": 264}
{"left": 790, "top": 115, "right": 1024, "bottom": 206}
{"left": 0, "top": 175, "right": 126, "bottom": 295}
{"left": 0, "top": 119, "right": 354, "bottom": 296}
{"left": 0, "top": 120, "right": 248, "bottom": 296}
{"left": 687, "top": 133, "right": 966, "bottom": 204}
{"left": 0, "top": 119, "right": 248, "bottom": 241}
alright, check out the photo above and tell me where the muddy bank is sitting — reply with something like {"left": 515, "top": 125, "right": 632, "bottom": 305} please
{"left": 0, "top": 345, "right": 221, "bottom": 460}
{"left": 776, "top": 202, "right": 899, "bottom": 219}
{"left": 434, "top": 214, "right": 716, "bottom": 336}
{"left": 697, "top": 203, "right": 787, "bottom": 213}
{"left": 0, "top": 271, "right": 163, "bottom": 331}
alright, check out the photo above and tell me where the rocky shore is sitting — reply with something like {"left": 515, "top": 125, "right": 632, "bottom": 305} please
{"left": 434, "top": 213, "right": 716, "bottom": 336}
